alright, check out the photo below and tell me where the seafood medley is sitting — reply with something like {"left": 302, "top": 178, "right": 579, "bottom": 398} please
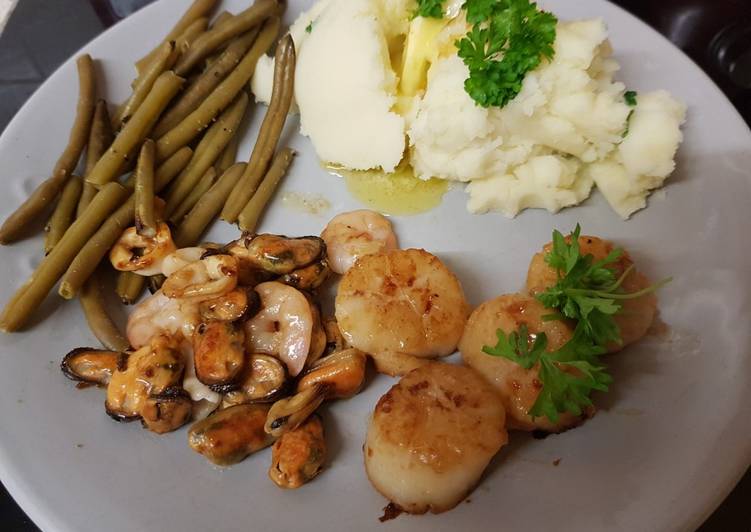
{"left": 63, "top": 222, "right": 356, "bottom": 485}
{"left": 60, "top": 207, "right": 665, "bottom": 512}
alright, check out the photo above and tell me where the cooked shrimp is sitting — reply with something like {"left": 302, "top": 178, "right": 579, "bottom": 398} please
{"left": 126, "top": 291, "right": 201, "bottom": 349}
{"left": 161, "top": 247, "right": 206, "bottom": 276}
{"left": 526, "top": 235, "right": 657, "bottom": 352}
{"left": 335, "top": 249, "right": 468, "bottom": 361}
{"left": 244, "top": 281, "right": 313, "bottom": 377}
{"left": 365, "top": 362, "right": 507, "bottom": 514}
{"left": 110, "top": 223, "right": 177, "bottom": 276}
{"left": 459, "top": 293, "right": 590, "bottom": 433}
{"left": 162, "top": 254, "right": 239, "bottom": 300}
{"left": 321, "top": 210, "right": 398, "bottom": 274}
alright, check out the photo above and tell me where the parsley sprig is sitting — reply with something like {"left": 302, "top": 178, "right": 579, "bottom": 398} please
{"left": 415, "top": 0, "right": 446, "bottom": 18}
{"left": 482, "top": 225, "right": 669, "bottom": 423}
{"left": 456, "top": 0, "right": 557, "bottom": 108}
{"left": 537, "top": 225, "right": 670, "bottom": 347}
{"left": 483, "top": 325, "right": 612, "bottom": 422}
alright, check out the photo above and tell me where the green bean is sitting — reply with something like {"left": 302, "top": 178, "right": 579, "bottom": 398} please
{"left": 152, "top": 28, "right": 258, "bottom": 138}
{"left": 222, "top": 34, "right": 294, "bottom": 222}
{"left": 170, "top": 166, "right": 216, "bottom": 224}
{"left": 116, "top": 271, "right": 146, "bottom": 305}
{"left": 175, "top": 16, "right": 209, "bottom": 56}
{"left": 164, "top": 92, "right": 248, "bottom": 216}
{"left": 78, "top": 100, "right": 115, "bottom": 217}
{"left": 136, "top": 0, "right": 219, "bottom": 74}
{"left": 87, "top": 71, "right": 184, "bottom": 187}
{"left": 215, "top": 130, "right": 240, "bottom": 174}
{"left": 0, "top": 182, "right": 128, "bottom": 332}
{"left": 113, "top": 42, "right": 178, "bottom": 130}
{"left": 0, "top": 55, "right": 96, "bottom": 244}
{"left": 58, "top": 157, "right": 182, "bottom": 300}
{"left": 211, "top": 11, "right": 234, "bottom": 29}
{"left": 203, "top": 11, "right": 235, "bottom": 64}
{"left": 175, "top": 0, "right": 279, "bottom": 76}
{"left": 45, "top": 175, "right": 83, "bottom": 254}
{"left": 124, "top": 145, "right": 193, "bottom": 190}
{"left": 155, "top": 17, "right": 279, "bottom": 161}
{"left": 80, "top": 270, "right": 130, "bottom": 351}
{"left": 175, "top": 163, "right": 246, "bottom": 247}
{"left": 238, "top": 148, "right": 294, "bottom": 232}
{"left": 134, "top": 140, "right": 157, "bottom": 237}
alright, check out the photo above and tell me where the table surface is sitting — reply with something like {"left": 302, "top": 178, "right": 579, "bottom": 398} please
{"left": 0, "top": 0, "right": 748, "bottom": 530}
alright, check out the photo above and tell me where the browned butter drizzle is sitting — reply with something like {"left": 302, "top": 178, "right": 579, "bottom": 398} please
{"left": 324, "top": 162, "right": 448, "bottom": 216}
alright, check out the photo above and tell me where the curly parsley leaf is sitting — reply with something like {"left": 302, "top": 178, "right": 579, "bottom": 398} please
{"left": 482, "top": 326, "right": 611, "bottom": 423}
{"left": 482, "top": 324, "right": 547, "bottom": 368}
{"left": 537, "top": 225, "right": 670, "bottom": 347}
{"left": 415, "top": 0, "right": 446, "bottom": 18}
{"left": 622, "top": 91, "right": 638, "bottom": 136}
{"left": 305, "top": 22, "right": 313, "bottom": 33}
{"left": 456, "top": 0, "right": 557, "bottom": 108}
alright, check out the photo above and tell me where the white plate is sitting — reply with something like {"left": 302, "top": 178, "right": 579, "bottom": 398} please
{"left": 0, "top": 1, "right": 749, "bottom": 531}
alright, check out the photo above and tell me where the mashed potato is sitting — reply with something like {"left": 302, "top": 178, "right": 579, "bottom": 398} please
{"left": 251, "top": 1, "right": 686, "bottom": 219}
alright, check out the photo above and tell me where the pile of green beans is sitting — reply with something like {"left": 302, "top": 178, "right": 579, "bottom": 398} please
{"left": 222, "top": 33, "right": 295, "bottom": 222}
{"left": 0, "top": 0, "right": 299, "bottom": 344}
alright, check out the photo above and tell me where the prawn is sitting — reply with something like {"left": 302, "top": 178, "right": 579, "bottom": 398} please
{"left": 126, "top": 291, "right": 201, "bottom": 349}
{"left": 321, "top": 210, "right": 397, "bottom": 274}
{"left": 244, "top": 281, "right": 313, "bottom": 377}
{"left": 162, "top": 254, "right": 239, "bottom": 300}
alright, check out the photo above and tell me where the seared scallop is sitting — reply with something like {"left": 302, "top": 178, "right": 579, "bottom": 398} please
{"left": 335, "top": 249, "right": 469, "bottom": 361}
{"left": 364, "top": 362, "right": 507, "bottom": 514}
{"left": 526, "top": 234, "right": 657, "bottom": 351}
{"left": 459, "top": 293, "right": 590, "bottom": 433}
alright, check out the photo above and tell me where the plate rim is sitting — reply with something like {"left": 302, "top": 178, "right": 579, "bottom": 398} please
{"left": 0, "top": 1, "right": 749, "bottom": 531}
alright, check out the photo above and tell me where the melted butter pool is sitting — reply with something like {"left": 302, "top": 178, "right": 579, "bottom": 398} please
{"left": 325, "top": 162, "right": 448, "bottom": 216}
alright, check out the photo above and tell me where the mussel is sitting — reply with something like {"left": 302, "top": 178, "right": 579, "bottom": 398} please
{"left": 297, "top": 348, "right": 367, "bottom": 399}
{"left": 105, "top": 335, "right": 185, "bottom": 423}
{"left": 269, "top": 414, "right": 326, "bottom": 489}
{"left": 323, "top": 318, "right": 346, "bottom": 356}
{"left": 188, "top": 403, "right": 275, "bottom": 466}
{"left": 192, "top": 321, "right": 245, "bottom": 388}
{"left": 140, "top": 388, "right": 193, "bottom": 434}
{"left": 264, "top": 384, "right": 325, "bottom": 438}
{"left": 306, "top": 302, "right": 327, "bottom": 369}
{"left": 279, "top": 259, "right": 330, "bottom": 291}
{"left": 222, "top": 354, "right": 288, "bottom": 408}
{"left": 61, "top": 348, "right": 122, "bottom": 386}
{"left": 198, "top": 287, "right": 260, "bottom": 322}
{"left": 227, "top": 234, "right": 325, "bottom": 275}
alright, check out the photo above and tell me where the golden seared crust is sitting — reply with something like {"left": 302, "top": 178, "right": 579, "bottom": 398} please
{"left": 335, "top": 249, "right": 469, "bottom": 359}
{"left": 365, "top": 362, "right": 507, "bottom": 514}
{"left": 459, "top": 294, "right": 588, "bottom": 433}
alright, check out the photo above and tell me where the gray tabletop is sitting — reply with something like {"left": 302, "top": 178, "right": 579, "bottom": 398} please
{"left": 0, "top": 0, "right": 748, "bottom": 530}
